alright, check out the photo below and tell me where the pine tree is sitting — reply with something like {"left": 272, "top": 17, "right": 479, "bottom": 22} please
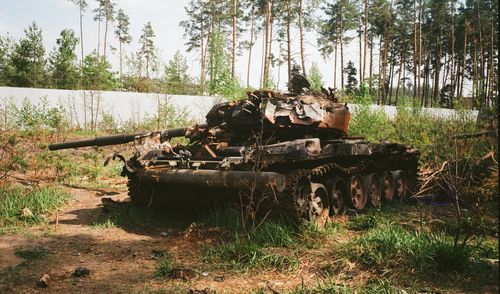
{"left": 345, "top": 60, "right": 358, "bottom": 93}
{"left": 0, "top": 34, "right": 15, "bottom": 86}
{"left": 163, "top": 50, "right": 192, "bottom": 94}
{"left": 68, "top": 0, "right": 87, "bottom": 66}
{"left": 139, "top": 21, "right": 157, "bottom": 78}
{"left": 49, "top": 29, "right": 80, "bottom": 89}
{"left": 7, "top": 22, "right": 47, "bottom": 87}
{"left": 308, "top": 62, "right": 324, "bottom": 91}
{"left": 321, "top": 0, "right": 358, "bottom": 90}
{"left": 102, "top": 0, "right": 115, "bottom": 60}
{"left": 93, "top": 0, "right": 105, "bottom": 56}
{"left": 180, "top": 0, "right": 211, "bottom": 94}
{"left": 115, "top": 8, "right": 132, "bottom": 81}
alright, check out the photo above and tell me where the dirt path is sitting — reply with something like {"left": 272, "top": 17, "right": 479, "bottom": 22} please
{"left": 0, "top": 188, "right": 326, "bottom": 293}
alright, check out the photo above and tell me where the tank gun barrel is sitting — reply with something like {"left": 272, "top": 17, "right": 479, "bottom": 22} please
{"left": 48, "top": 125, "right": 206, "bottom": 151}
{"left": 48, "top": 133, "right": 146, "bottom": 150}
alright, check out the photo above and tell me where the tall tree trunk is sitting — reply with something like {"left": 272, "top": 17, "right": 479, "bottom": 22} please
{"left": 402, "top": 54, "right": 407, "bottom": 95}
{"left": 369, "top": 36, "right": 373, "bottom": 93}
{"left": 424, "top": 57, "right": 430, "bottom": 107}
{"left": 200, "top": 37, "right": 206, "bottom": 94}
{"left": 378, "top": 37, "right": 382, "bottom": 103}
{"left": 388, "top": 57, "right": 394, "bottom": 105}
{"left": 476, "top": 0, "right": 485, "bottom": 105}
{"left": 340, "top": 17, "right": 344, "bottom": 90}
{"left": 286, "top": 0, "right": 291, "bottom": 84}
{"left": 79, "top": 5, "right": 84, "bottom": 67}
{"left": 97, "top": 11, "right": 101, "bottom": 57}
{"left": 334, "top": 43, "right": 337, "bottom": 89}
{"left": 359, "top": 15, "right": 363, "bottom": 83}
{"left": 433, "top": 29, "right": 441, "bottom": 102}
{"left": 276, "top": 42, "right": 282, "bottom": 91}
{"left": 298, "top": 0, "right": 306, "bottom": 76}
{"left": 119, "top": 41, "right": 123, "bottom": 82}
{"left": 333, "top": 43, "right": 337, "bottom": 88}
{"left": 231, "top": 0, "right": 237, "bottom": 79}
{"left": 413, "top": 0, "right": 417, "bottom": 99}
{"left": 363, "top": 0, "right": 368, "bottom": 83}
{"left": 488, "top": 20, "right": 494, "bottom": 102}
{"left": 450, "top": 0, "right": 456, "bottom": 100}
{"left": 417, "top": 0, "right": 423, "bottom": 100}
{"left": 267, "top": 1, "right": 274, "bottom": 84}
{"left": 260, "top": 25, "right": 265, "bottom": 88}
{"left": 396, "top": 47, "right": 405, "bottom": 104}
{"left": 473, "top": 36, "right": 478, "bottom": 104}
{"left": 104, "top": 17, "right": 108, "bottom": 60}
{"left": 263, "top": 0, "right": 271, "bottom": 86}
{"left": 459, "top": 22, "right": 468, "bottom": 99}
{"left": 247, "top": 3, "right": 255, "bottom": 88}
{"left": 382, "top": 31, "right": 389, "bottom": 104}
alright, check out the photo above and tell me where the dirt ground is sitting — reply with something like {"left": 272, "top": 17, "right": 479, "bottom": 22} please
{"left": 0, "top": 185, "right": 334, "bottom": 294}
{"left": 0, "top": 181, "right": 498, "bottom": 293}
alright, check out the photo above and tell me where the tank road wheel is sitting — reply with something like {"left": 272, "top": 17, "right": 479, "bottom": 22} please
{"left": 349, "top": 174, "right": 368, "bottom": 210}
{"left": 365, "top": 173, "right": 382, "bottom": 207}
{"left": 295, "top": 180, "right": 330, "bottom": 229}
{"left": 381, "top": 171, "right": 395, "bottom": 202}
{"left": 308, "top": 183, "right": 330, "bottom": 229}
{"left": 326, "top": 178, "right": 348, "bottom": 215}
{"left": 392, "top": 170, "right": 408, "bottom": 200}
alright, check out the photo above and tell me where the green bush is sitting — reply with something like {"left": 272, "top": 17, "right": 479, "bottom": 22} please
{"left": 347, "top": 90, "right": 481, "bottom": 165}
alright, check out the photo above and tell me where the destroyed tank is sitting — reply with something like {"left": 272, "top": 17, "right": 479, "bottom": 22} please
{"left": 49, "top": 73, "right": 418, "bottom": 225}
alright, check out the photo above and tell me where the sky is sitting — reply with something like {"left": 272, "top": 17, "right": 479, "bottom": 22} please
{"left": 1, "top": 0, "right": 462, "bottom": 94}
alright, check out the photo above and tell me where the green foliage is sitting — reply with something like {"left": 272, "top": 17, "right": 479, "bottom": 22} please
{"left": 308, "top": 62, "right": 324, "bottom": 91}
{"left": 344, "top": 61, "right": 358, "bottom": 94}
{"left": 91, "top": 217, "right": 116, "bottom": 229}
{"left": 6, "top": 22, "right": 47, "bottom": 87}
{"left": 163, "top": 50, "right": 195, "bottom": 95}
{"left": 154, "top": 252, "right": 172, "bottom": 278}
{"left": 139, "top": 21, "right": 157, "bottom": 78}
{"left": 14, "top": 97, "right": 68, "bottom": 132}
{"left": 348, "top": 91, "right": 480, "bottom": 164}
{"left": 348, "top": 224, "right": 477, "bottom": 272}
{"left": 206, "top": 233, "right": 300, "bottom": 271}
{"left": 15, "top": 249, "right": 49, "bottom": 262}
{"left": 49, "top": 29, "right": 80, "bottom": 89}
{"left": 347, "top": 214, "right": 381, "bottom": 231}
{"left": 0, "top": 34, "right": 15, "bottom": 86}
{"left": 0, "top": 185, "right": 69, "bottom": 232}
{"left": 207, "top": 30, "right": 245, "bottom": 100}
{"left": 139, "top": 94, "right": 190, "bottom": 130}
{"left": 0, "top": 96, "right": 18, "bottom": 130}
{"left": 81, "top": 51, "right": 116, "bottom": 90}
{"left": 202, "top": 207, "right": 342, "bottom": 271}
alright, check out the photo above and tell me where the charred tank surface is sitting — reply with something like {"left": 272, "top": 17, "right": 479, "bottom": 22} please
{"left": 49, "top": 76, "right": 419, "bottom": 226}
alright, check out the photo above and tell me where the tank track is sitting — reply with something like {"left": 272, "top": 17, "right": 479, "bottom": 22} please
{"left": 127, "top": 174, "right": 154, "bottom": 207}
{"left": 277, "top": 155, "right": 418, "bottom": 225}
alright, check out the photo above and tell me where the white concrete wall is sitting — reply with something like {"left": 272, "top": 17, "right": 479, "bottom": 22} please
{"left": 0, "top": 86, "right": 478, "bottom": 128}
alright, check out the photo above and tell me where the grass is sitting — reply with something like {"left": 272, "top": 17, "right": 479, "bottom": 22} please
{"left": 153, "top": 252, "right": 172, "bottom": 279}
{"left": 202, "top": 207, "right": 341, "bottom": 271}
{"left": 0, "top": 185, "right": 70, "bottom": 233}
{"left": 347, "top": 223, "right": 484, "bottom": 272}
{"left": 15, "top": 248, "right": 49, "bottom": 262}
{"left": 91, "top": 217, "right": 117, "bottom": 229}
{"left": 286, "top": 278, "right": 402, "bottom": 294}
